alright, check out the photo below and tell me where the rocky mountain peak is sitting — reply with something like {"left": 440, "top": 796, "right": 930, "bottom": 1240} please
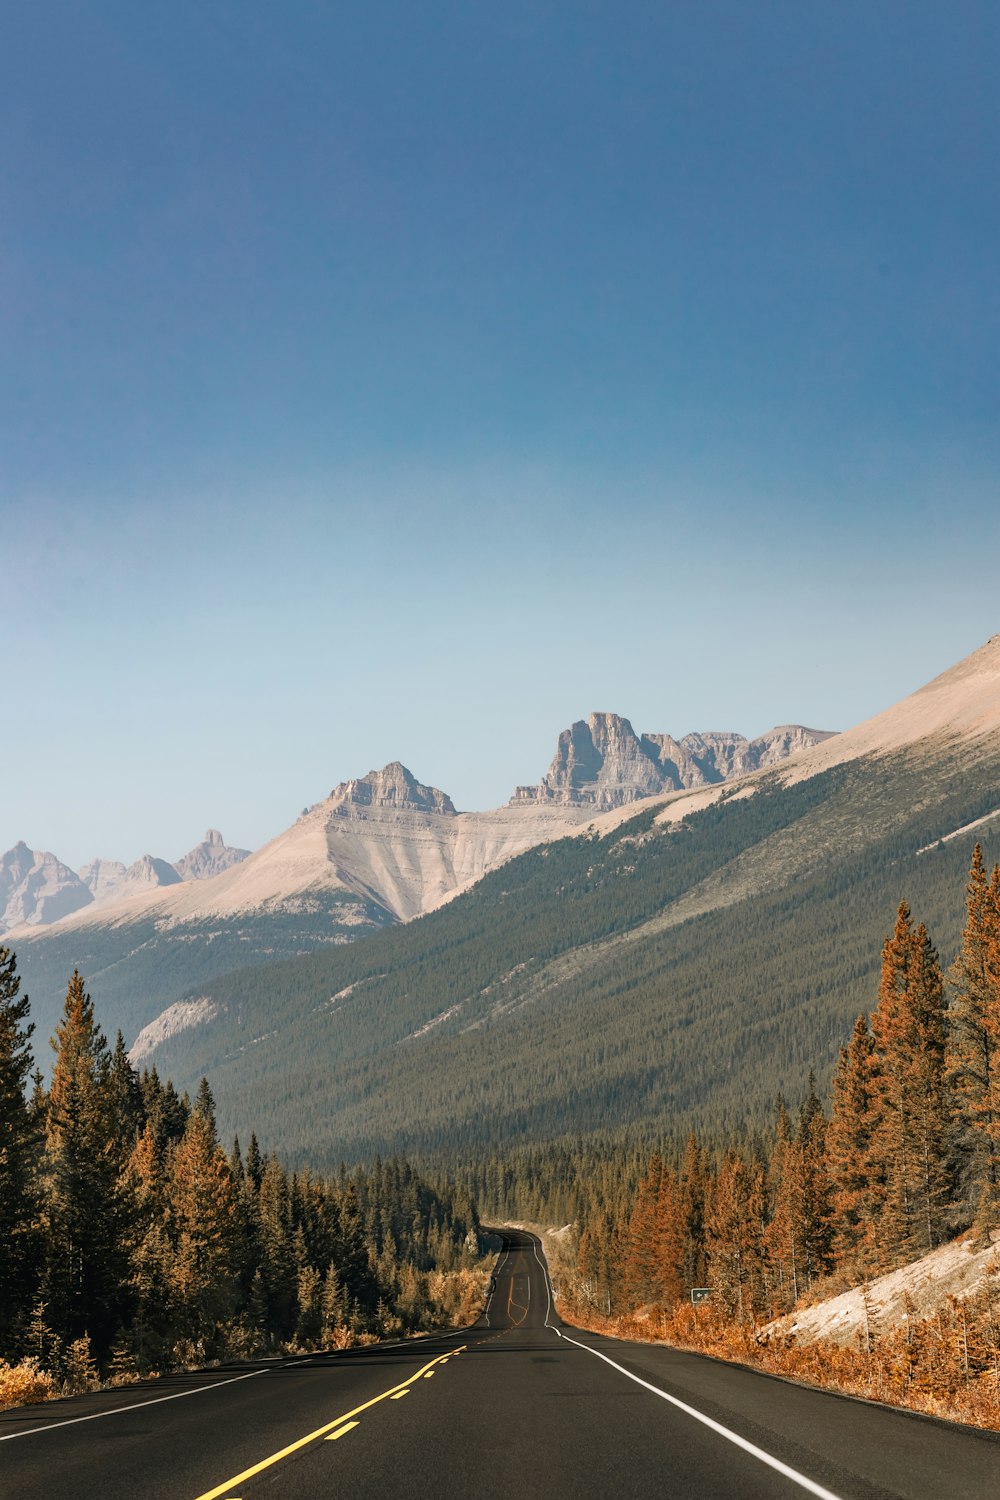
{"left": 127, "top": 855, "right": 183, "bottom": 888}
{"left": 329, "top": 762, "right": 457, "bottom": 817}
{"left": 512, "top": 715, "right": 836, "bottom": 809}
{"left": 0, "top": 844, "right": 93, "bottom": 933}
{"left": 174, "top": 830, "right": 251, "bottom": 883}
{"left": 79, "top": 858, "right": 128, "bottom": 903}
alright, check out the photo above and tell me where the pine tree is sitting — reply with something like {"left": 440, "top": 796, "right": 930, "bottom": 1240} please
{"left": 868, "top": 905, "right": 951, "bottom": 1266}
{"left": 797, "top": 1073, "right": 833, "bottom": 1289}
{"left": 257, "top": 1155, "right": 298, "bottom": 1339}
{"left": 41, "top": 970, "right": 131, "bottom": 1353}
{"left": 164, "top": 1106, "right": 240, "bottom": 1352}
{"left": 622, "top": 1155, "right": 664, "bottom": 1306}
{"left": 948, "top": 847, "right": 1000, "bottom": 1234}
{"left": 120, "top": 1119, "right": 173, "bottom": 1370}
{"left": 827, "top": 1013, "right": 877, "bottom": 1267}
{"left": 108, "top": 1032, "right": 144, "bottom": 1160}
{"left": 766, "top": 1100, "right": 802, "bottom": 1311}
{"left": 706, "top": 1149, "right": 768, "bottom": 1327}
{"left": 245, "top": 1132, "right": 264, "bottom": 1193}
{"left": 653, "top": 1164, "right": 684, "bottom": 1308}
{"left": 677, "top": 1133, "right": 707, "bottom": 1295}
{"left": 0, "top": 946, "right": 39, "bottom": 1352}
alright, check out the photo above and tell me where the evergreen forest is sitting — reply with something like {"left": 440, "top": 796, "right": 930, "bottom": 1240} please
{"left": 121, "top": 744, "right": 1000, "bottom": 1163}
{"left": 0, "top": 955, "right": 484, "bottom": 1401}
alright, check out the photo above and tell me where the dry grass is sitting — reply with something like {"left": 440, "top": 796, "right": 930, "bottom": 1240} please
{"left": 558, "top": 1291, "right": 1000, "bottom": 1433}
{"left": 0, "top": 1358, "right": 55, "bottom": 1410}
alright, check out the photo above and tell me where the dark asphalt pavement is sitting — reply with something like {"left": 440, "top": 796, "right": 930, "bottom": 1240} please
{"left": 2, "top": 1228, "right": 998, "bottom": 1498}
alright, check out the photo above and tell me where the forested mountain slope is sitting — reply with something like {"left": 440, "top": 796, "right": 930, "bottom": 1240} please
{"left": 140, "top": 729, "right": 1000, "bottom": 1162}
{"left": 7, "top": 727, "right": 828, "bottom": 1054}
{"left": 18, "top": 636, "right": 1000, "bottom": 1163}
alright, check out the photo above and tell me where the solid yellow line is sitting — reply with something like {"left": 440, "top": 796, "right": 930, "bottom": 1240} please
{"left": 192, "top": 1346, "right": 465, "bottom": 1500}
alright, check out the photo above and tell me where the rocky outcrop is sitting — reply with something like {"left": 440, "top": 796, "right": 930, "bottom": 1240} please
{"left": 110, "top": 855, "right": 183, "bottom": 902}
{"left": 0, "top": 843, "right": 93, "bottom": 932}
{"left": 79, "top": 858, "right": 128, "bottom": 904}
{"left": 174, "top": 829, "right": 250, "bottom": 882}
{"left": 512, "top": 713, "right": 836, "bottom": 808}
{"left": 328, "top": 762, "right": 457, "bottom": 817}
{"left": 6, "top": 723, "right": 835, "bottom": 937}
{"left": 129, "top": 997, "right": 219, "bottom": 1064}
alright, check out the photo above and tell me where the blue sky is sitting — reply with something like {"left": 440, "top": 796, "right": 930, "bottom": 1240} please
{"left": 3, "top": 2, "right": 998, "bottom": 866}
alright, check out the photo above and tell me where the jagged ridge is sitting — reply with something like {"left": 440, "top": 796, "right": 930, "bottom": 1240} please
{"left": 512, "top": 713, "right": 834, "bottom": 809}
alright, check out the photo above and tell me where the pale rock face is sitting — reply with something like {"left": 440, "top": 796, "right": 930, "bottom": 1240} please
{"left": 512, "top": 713, "right": 835, "bottom": 808}
{"left": 752, "top": 725, "right": 837, "bottom": 769}
{"left": 0, "top": 843, "right": 93, "bottom": 932}
{"left": 79, "top": 858, "right": 128, "bottom": 904}
{"left": 129, "top": 997, "right": 219, "bottom": 1063}
{"left": 174, "top": 829, "right": 251, "bottom": 882}
{"left": 111, "top": 854, "right": 183, "bottom": 901}
{"left": 328, "top": 762, "right": 457, "bottom": 817}
{"left": 5, "top": 721, "right": 834, "bottom": 938}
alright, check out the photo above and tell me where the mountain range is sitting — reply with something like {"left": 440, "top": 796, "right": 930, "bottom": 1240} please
{"left": 2, "top": 717, "right": 830, "bottom": 938}
{"left": 0, "top": 829, "right": 250, "bottom": 934}
{"left": 11, "top": 636, "right": 1000, "bottom": 1165}
{"left": 3, "top": 714, "right": 831, "bottom": 1072}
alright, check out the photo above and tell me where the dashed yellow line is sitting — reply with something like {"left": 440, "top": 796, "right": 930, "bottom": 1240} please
{"left": 192, "top": 1346, "right": 465, "bottom": 1500}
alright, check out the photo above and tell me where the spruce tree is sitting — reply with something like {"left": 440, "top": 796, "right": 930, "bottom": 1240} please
{"left": 622, "top": 1155, "right": 664, "bottom": 1306}
{"left": 948, "top": 847, "right": 1000, "bottom": 1233}
{"left": 42, "top": 970, "right": 131, "bottom": 1353}
{"left": 797, "top": 1073, "right": 833, "bottom": 1288}
{"left": 826, "top": 1013, "right": 877, "bottom": 1267}
{"left": 706, "top": 1149, "right": 768, "bottom": 1327}
{"left": 0, "top": 946, "right": 39, "bottom": 1352}
{"left": 766, "top": 1100, "right": 803, "bottom": 1310}
{"left": 677, "top": 1133, "right": 707, "bottom": 1294}
{"left": 165, "top": 1104, "right": 240, "bottom": 1352}
{"left": 108, "top": 1032, "right": 145, "bottom": 1159}
{"left": 868, "top": 905, "right": 951, "bottom": 1266}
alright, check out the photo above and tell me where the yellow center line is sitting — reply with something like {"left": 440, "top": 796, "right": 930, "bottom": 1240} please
{"left": 506, "top": 1275, "right": 529, "bottom": 1327}
{"left": 192, "top": 1346, "right": 466, "bottom": 1500}
{"left": 324, "top": 1421, "right": 359, "bottom": 1441}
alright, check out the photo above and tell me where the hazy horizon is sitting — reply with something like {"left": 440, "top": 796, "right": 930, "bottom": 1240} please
{"left": 4, "top": 4, "right": 997, "bottom": 866}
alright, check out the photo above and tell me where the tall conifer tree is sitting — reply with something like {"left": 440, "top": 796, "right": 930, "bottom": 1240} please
{"left": 868, "top": 905, "right": 950, "bottom": 1265}
{"left": 948, "top": 846, "right": 1000, "bottom": 1233}
{"left": 827, "top": 1013, "right": 877, "bottom": 1266}
{"left": 42, "top": 970, "right": 131, "bottom": 1352}
{"left": 0, "top": 946, "right": 39, "bottom": 1349}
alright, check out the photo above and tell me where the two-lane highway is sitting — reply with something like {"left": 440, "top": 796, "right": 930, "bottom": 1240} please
{"left": 3, "top": 1229, "right": 998, "bottom": 1497}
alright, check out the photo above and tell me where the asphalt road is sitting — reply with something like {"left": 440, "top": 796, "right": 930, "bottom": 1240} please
{"left": 2, "top": 1228, "right": 998, "bottom": 1498}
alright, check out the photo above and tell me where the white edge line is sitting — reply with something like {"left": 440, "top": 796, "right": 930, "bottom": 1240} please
{"left": 529, "top": 1233, "right": 555, "bottom": 1330}
{"left": 0, "top": 1368, "right": 265, "bottom": 1442}
{"left": 483, "top": 1241, "right": 511, "bottom": 1327}
{"left": 527, "top": 1233, "right": 843, "bottom": 1500}
{"left": 556, "top": 1329, "right": 845, "bottom": 1500}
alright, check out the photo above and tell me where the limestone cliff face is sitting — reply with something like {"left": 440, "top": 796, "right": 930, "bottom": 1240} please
{"left": 81, "top": 833, "right": 249, "bottom": 909}
{"left": 79, "top": 858, "right": 128, "bottom": 903}
{"left": 174, "top": 829, "right": 251, "bottom": 882}
{"left": 7, "top": 722, "right": 836, "bottom": 938}
{"left": 512, "top": 713, "right": 836, "bottom": 809}
{"left": 113, "top": 855, "right": 183, "bottom": 901}
{"left": 328, "top": 762, "right": 457, "bottom": 817}
{"left": 0, "top": 843, "right": 93, "bottom": 932}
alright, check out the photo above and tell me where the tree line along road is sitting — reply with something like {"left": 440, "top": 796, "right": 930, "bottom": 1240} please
{"left": 2, "top": 1228, "right": 998, "bottom": 1499}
